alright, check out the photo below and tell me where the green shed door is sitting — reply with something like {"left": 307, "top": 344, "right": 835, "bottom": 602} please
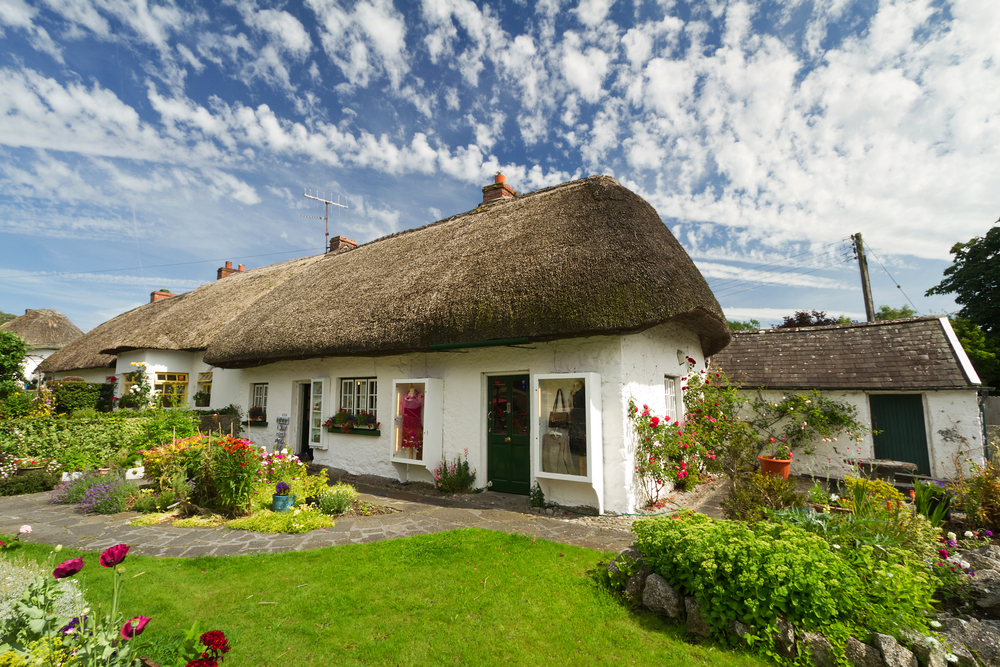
{"left": 869, "top": 394, "right": 931, "bottom": 475}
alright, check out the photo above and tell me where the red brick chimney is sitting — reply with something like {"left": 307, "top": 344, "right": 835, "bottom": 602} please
{"left": 329, "top": 236, "right": 358, "bottom": 253}
{"left": 217, "top": 261, "right": 245, "bottom": 280}
{"left": 150, "top": 290, "right": 176, "bottom": 303}
{"left": 482, "top": 173, "right": 518, "bottom": 205}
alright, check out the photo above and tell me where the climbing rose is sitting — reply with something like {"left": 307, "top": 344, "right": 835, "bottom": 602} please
{"left": 53, "top": 558, "right": 85, "bottom": 579}
{"left": 121, "top": 616, "right": 150, "bottom": 639}
{"left": 100, "top": 544, "right": 129, "bottom": 568}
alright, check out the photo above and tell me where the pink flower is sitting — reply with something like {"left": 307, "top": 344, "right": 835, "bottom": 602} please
{"left": 121, "top": 616, "right": 150, "bottom": 639}
{"left": 53, "top": 558, "right": 85, "bottom": 579}
{"left": 100, "top": 544, "right": 129, "bottom": 568}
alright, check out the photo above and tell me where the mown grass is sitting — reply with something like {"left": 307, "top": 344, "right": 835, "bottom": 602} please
{"left": 5, "top": 529, "right": 770, "bottom": 667}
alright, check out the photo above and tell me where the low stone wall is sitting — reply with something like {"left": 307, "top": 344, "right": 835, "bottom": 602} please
{"left": 197, "top": 414, "right": 242, "bottom": 436}
{"left": 608, "top": 544, "right": 1000, "bottom": 667}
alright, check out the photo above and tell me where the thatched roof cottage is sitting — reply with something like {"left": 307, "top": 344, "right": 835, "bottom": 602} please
{"left": 39, "top": 175, "right": 729, "bottom": 513}
{"left": 1, "top": 309, "right": 84, "bottom": 383}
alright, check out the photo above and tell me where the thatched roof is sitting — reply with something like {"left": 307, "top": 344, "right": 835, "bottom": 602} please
{"left": 38, "top": 255, "right": 323, "bottom": 373}
{"left": 711, "top": 317, "right": 980, "bottom": 390}
{"left": 205, "top": 175, "right": 730, "bottom": 368}
{"left": 1, "top": 309, "right": 83, "bottom": 349}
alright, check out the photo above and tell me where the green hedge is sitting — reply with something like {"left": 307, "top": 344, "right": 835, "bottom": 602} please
{"left": 0, "top": 416, "right": 152, "bottom": 469}
{"left": 49, "top": 381, "right": 103, "bottom": 413}
{"left": 631, "top": 513, "right": 934, "bottom": 642}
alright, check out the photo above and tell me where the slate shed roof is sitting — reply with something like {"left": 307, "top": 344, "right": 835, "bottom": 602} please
{"left": 711, "top": 317, "right": 981, "bottom": 390}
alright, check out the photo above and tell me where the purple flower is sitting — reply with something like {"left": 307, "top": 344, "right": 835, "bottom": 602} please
{"left": 986, "top": 531, "right": 994, "bottom": 538}
{"left": 275, "top": 482, "right": 290, "bottom": 496}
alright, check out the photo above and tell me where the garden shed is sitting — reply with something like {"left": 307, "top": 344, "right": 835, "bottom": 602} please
{"left": 201, "top": 175, "right": 730, "bottom": 514}
{"left": 1, "top": 309, "right": 84, "bottom": 385}
{"left": 711, "top": 317, "right": 985, "bottom": 480}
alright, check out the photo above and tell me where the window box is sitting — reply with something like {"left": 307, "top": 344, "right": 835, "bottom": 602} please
{"left": 327, "top": 427, "right": 381, "bottom": 436}
{"left": 243, "top": 420, "right": 269, "bottom": 427}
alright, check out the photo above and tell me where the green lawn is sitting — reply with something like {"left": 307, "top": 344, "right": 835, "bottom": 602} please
{"left": 7, "top": 529, "right": 771, "bottom": 667}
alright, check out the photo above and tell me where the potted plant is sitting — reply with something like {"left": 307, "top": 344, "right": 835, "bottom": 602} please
{"left": 272, "top": 481, "right": 296, "bottom": 512}
{"left": 355, "top": 412, "right": 380, "bottom": 430}
{"left": 758, "top": 439, "right": 793, "bottom": 479}
{"left": 193, "top": 390, "right": 211, "bottom": 408}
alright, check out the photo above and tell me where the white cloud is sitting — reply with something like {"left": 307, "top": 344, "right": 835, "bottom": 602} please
{"left": 307, "top": 0, "right": 409, "bottom": 89}
{"left": 574, "top": 0, "right": 615, "bottom": 28}
{"left": 560, "top": 32, "right": 611, "bottom": 103}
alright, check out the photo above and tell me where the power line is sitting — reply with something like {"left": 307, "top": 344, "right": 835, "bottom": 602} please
{"left": 711, "top": 259, "right": 850, "bottom": 300}
{"left": 864, "top": 244, "right": 920, "bottom": 313}
{"left": 705, "top": 248, "right": 853, "bottom": 297}
{"left": 0, "top": 247, "right": 323, "bottom": 282}
{"left": 701, "top": 240, "right": 849, "bottom": 291}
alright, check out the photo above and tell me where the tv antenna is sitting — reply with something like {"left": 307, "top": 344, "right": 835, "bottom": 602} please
{"left": 302, "top": 191, "right": 348, "bottom": 251}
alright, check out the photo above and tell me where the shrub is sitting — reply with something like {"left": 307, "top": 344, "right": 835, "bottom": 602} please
{"left": 0, "top": 415, "right": 150, "bottom": 469}
{"left": 632, "top": 514, "right": 934, "bottom": 641}
{"left": 317, "top": 482, "right": 359, "bottom": 515}
{"left": 0, "top": 471, "right": 61, "bottom": 497}
{"left": 211, "top": 437, "right": 261, "bottom": 515}
{"left": 0, "top": 392, "right": 34, "bottom": 419}
{"left": 141, "top": 406, "right": 199, "bottom": 449}
{"left": 720, "top": 472, "right": 805, "bottom": 522}
{"left": 49, "top": 381, "right": 101, "bottom": 414}
{"left": 912, "top": 478, "right": 952, "bottom": 527}
{"left": 952, "top": 444, "right": 1000, "bottom": 530}
{"left": 50, "top": 470, "right": 107, "bottom": 505}
{"left": 79, "top": 474, "right": 139, "bottom": 514}
{"left": 842, "top": 475, "right": 905, "bottom": 510}
{"left": 141, "top": 434, "right": 210, "bottom": 489}
{"left": 433, "top": 450, "right": 477, "bottom": 494}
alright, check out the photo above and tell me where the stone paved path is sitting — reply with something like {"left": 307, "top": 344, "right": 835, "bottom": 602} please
{"left": 0, "top": 486, "right": 634, "bottom": 558}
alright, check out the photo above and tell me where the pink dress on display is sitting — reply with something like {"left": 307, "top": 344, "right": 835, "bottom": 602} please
{"left": 401, "top": 392, "right": 424, "bottom": 429}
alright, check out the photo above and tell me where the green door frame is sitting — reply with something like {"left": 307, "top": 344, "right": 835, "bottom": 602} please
{"left": 486, "top": 375, "right": 531, "bottom": 495}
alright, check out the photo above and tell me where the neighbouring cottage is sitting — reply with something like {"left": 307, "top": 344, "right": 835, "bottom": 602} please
{"left": 711, "top": 317, "right": 985, "bottom": 479}
{"left": 37, "top": 175, "right": 730, "bottom": 513}
{"left": 1, "top": 309, "right": 84, "bottom": 385}
{"left": 37, "top": 257, "right": 323, "bottom": 408}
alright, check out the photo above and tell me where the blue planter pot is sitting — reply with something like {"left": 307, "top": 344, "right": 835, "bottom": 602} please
{"left": 272, "top": 494, "right": 296, "bottom": 513}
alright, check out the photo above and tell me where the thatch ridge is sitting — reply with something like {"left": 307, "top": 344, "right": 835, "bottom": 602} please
{"left": 1, "top": 309, "right": 83, "bottom": 349}
{"left": 205, "top": 175, "right": 730, "bottom": 368}
{"left": 38, "top": 255, "right": 324, "bottom": 373}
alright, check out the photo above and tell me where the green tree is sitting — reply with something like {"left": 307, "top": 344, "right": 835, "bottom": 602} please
{"left": 0, "top": 310, "right": 15, "bottom": 325}
{"left": 0, "top": 329, "right": 27, "bottom": 397}
{"left": 874, "top": 304, "right": 917, "bottom": 320}
{"left": 773, "top": 311, "right": 853, "bottom": 328}
{"left": 926, "top": 225, "right": 1000, "bottom": 336}
{"left": 950, "top": 317, "right": 1000, "bottom": 388}
{"left": 728, "top": 318, "right": 761, "bottom": 331}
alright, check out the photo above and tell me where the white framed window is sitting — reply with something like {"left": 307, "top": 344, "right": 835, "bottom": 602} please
{"left": 664, "top": 376, "right": 680, "bottom": 421}
{"left": 250, "top": 383, "right": 268, "bottom": 421}
{"left": 340, "top": 378, "right": 377, "bottom": 418}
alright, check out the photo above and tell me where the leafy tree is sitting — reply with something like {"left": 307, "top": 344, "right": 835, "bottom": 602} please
{"left": 874, "top": 304, "right": 917, "bottom": 320}
{"left": 728, "top": 319, "right": 761, "bottom": 331}
{"left": 0, "top": 329, "right": 27, "bottom": 397}
{"left": 773, "top": 311, "right": 853, "bottom": 329}
{"left": 950, "top": 317, "right": 1000, "bottom": 389}
{"left": 0, "top": 310, "right": 14, "bottom": 325}
{"left": 926, "top": 225, "right": 1000, "bottom": 337}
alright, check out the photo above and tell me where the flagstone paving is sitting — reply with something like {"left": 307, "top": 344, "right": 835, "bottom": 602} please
{"left": 0, "top": 485, "right": 637, "bottom": 557}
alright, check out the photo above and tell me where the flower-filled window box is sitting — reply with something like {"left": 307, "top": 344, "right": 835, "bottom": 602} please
{"left": 324, "top": 410, "right": 380, "bottom": 434}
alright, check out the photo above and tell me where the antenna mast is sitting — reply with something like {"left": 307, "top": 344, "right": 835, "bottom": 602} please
{"left": 302, "top": 191, "right": 348, "bottom": 251}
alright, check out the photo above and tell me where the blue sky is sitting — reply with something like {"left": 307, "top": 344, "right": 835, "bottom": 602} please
{"left": 1, "top": 0, "right": 997, "bottom": 332}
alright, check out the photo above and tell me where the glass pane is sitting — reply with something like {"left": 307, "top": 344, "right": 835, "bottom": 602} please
{"left": 511, "top": 379, "right": 528, "bottom": 436}
{"left": 539, "top": 377, "right": 586, "bottom": 477}
{"left": 395, "top": 382, "right": 426, "bottom": 459}
{"left": 491, "top": 380, "right": 507, "bottom": 435}
{"left": 166, "top": 374, "right": 176, "bottom": 381}
{"left": 311, "top": 429, "right": 321, "bottom": 444}
{"left": 313, "top": 381, "right": 322, "bottom": 396}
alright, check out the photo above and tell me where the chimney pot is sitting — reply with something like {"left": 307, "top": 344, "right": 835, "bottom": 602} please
{"left": 225, "top": 261, "right": 232, "bottom": 269}
{"left": 217, "top": 260, "right": 243, "bottom": 280}
{"left": 481, "top": 174, "right": 518, "bottom": 205}
{"left": 238, "top": 264, "right": 245, "bottom": 271}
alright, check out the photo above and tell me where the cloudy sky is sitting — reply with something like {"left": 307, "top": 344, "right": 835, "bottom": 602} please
{"left": 1, "top": 0, "right": 997, "bottom": 332}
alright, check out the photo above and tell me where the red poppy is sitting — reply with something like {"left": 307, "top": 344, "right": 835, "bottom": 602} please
{"left": 121, "top": 616, "right": 150, "bottom": 639}
{"left": 100, "top": 544, "right": 129, "bottom": 568}
{"left": 53, "top": 558, "right": 85, "bottom": 579}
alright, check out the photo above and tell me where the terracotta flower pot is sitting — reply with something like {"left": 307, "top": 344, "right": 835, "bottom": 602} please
{"left": 758, "top": 456, "right": 792, "bottom": 480}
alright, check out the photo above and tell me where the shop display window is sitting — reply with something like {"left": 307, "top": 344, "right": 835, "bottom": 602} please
{"left": 393, "top": 382, "right": 425, "bottom": 461}
{"left": 537, "top": 377, "right": 588, "bottom": 477}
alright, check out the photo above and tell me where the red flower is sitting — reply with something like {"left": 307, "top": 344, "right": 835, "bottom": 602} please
{"left": 201, "top": 630, "right": 229, "bottom": 651}
{"left": 53, "top": 558, "right": 85, "bottom": 579}
{"left": 100, "top": 544, "right": 129, "bottom": 568}
{"left": 649, "top": 417, "right": 660, "bottom": 427}
{"left": 186, "top": 660, "right": 218, "bottom": 667}
{"left": 121, "top": 616, "right": 150, "bottom": 639}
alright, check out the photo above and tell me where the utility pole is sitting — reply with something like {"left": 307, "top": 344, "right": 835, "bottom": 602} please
{"left": 301, "top": 191, "right": 348, "bottom": 252}
{"left": 852, "top": 233, "right": 876, "bottom": 322}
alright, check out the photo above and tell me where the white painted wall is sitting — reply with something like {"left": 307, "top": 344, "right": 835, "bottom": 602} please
{"left": 236, "top": 322, "right": 699, "bottom": 514}
{"left": 750, "top": 388, "right": 983, "bottom": 481}
{"left": 52, "top": 366, "right": 111, "bottom": 383}
{"left": 22, "top": 348, "right": 56, "bottom": 384}
{"left": 112, "top": 350, "right": 242, "bottom": 410}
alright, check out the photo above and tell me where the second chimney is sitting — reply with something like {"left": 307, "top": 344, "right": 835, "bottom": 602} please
{"left": 217, "top": 261, "right": 245, "bottom": 280}
{"left": 150, "top": 290, "right": 175, "bottom": 303}
{"left": 482, "top": 173, "right": 518, "bottom": 205}
{"left": 329, "top": 236, "right": 358, "bottom": 253}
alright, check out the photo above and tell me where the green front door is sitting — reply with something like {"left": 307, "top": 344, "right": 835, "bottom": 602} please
{"left": 870, "top": 394, "right": 931, "bottom": 475}
{"left": 487, "top": 375, "right": 530, "bottom": 495}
